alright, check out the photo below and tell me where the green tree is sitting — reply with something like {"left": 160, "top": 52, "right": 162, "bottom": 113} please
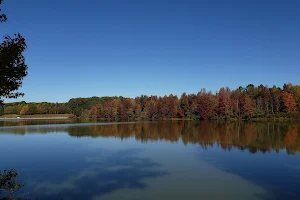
{"left": 0, "top": 0, "right": 28, "bottom": 107}
{"left": 28, "top": 104, "right": 36, "bottom": 115}
{"left": 0, "top": 106, "right": 3, "bottom": 115}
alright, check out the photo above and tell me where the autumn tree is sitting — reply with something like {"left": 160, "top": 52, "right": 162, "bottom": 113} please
{"left": 179, "top": 93, "right": 188, "bottom": 118}
{"left": 102, "top": 101, "right": 112, "bottom": 119}
{"left": 290, "top": 85, "right": 300, "bottom": 112}
{"left": 122, "top": 98, "right": 134, "bottom": 120}
{"left": 217, "top": 87, "right": 231, "bottom": 119}
{"left": 231, "top": 89, "right": 242, "bottom": 118}
{"left": 19, "top": 105, "right": 29, "bottom": 115}
{"left": 89, "top": 106, "right": 100, "bottom": 118}
{"left": 160, "top": 96, "right": 169, "bottom": 118}
{"left": 2, "top": 82, "right": 300, "bottom": 120}
{"left": 262, "top": 86, "right": 271, "bottom": 114}
{"left": 144, "top": 96, "right": 160, "bottom": 120}
{"left": 240, "top": 92, "right": 256, "bottom": 118}
{"left": 160, "top": 95, "right": 178, "bottom": 119}
{"left": 179, "top": 93, "right": 196, "bottom": 118}
{"left": 197, "top": 90, "right": 214, "bottom": 120}
{"left": 0, "top": 0, "right": 28, "bottom": 107}
{"left": 281, "top": 91, "right": 297, "bottom": 113}
{"left": 133, "top": 98, "right": 142, "bottom": 119}
{"left": 169, "top": 95, "right": 179, "bottom": 118}
{"left": 117, "top": 101, "right": 126, "bottom": 119}
{"left": 4, "top": 103, "right": 24, "bottom": 114}
{"left": 137, "top": 95, "right": 148, "bottom": 112}
{"left": 270, "top": 86, "right": 281, "bottom": 114}
{"left": 111, "top": 99, "right": 120, "bottom": 120}
{"left": 36, "top": 103, "right": 47, "bottom": 114}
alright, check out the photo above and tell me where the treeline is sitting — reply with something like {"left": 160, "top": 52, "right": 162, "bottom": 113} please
{"left": 1, "top": 83, "right": 300, "bottom": 120}
{"left": 1, "top": 101, "right": 69, "bottom": 115}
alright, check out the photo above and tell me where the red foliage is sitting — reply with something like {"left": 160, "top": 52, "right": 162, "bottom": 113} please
{"left": 178, "top": 109, "right": 184, "bottom": 118}
{"left": 240, "top": 92, "right": 256, "bottom": 118}
{"left": 197, "top": 93, "right": 214, "bottom": 119}
{"left": 217, "top": 87, "right": 231, "bottom": 118}
{"left": 89, "top": 106, "right": 100, "bottom": 118}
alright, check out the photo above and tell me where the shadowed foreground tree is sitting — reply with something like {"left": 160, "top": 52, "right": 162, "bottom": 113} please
{"left": 0, "top": 169, "right": 24, "bottom": 200}
{"left": 0, "top": 0, "right": 28, "bottom": 107}
{"left": 0, "top": 1, "right": 27, "bottom": 198}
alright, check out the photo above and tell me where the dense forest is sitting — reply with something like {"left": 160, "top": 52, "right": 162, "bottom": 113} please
{"left": 1, "top": 83, "right": 300, "bottom": 120}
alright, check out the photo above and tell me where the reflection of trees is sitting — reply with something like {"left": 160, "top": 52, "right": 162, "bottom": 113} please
{"left": 1, "top": 121, "right": 300, "bottom": 155}
{"left": 67, "top": 121, "right": 300, "bottom": 155}
{"left": 0, "top": 126, "right": 67, "bottom": 135}
{"left": 0, "top": 119, "right": 75, "bottom": 127}
{"left": 284, "top": 127, "right": 299, "bottom": 153}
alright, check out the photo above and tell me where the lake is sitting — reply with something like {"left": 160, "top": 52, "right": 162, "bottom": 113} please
{"left": 1, "top": 120, "right": 300, "bottom": 200}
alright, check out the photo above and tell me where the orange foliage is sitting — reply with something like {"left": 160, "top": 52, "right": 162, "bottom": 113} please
{"left": 282, "top": 91, "right": 297, "bottom": 113}
{"left": 89, "top": 106, "right": 100, "bottom": 118}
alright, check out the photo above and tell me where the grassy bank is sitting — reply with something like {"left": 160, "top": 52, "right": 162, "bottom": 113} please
{"left": 0, "top": 114, "right": 74, "bottom": 119}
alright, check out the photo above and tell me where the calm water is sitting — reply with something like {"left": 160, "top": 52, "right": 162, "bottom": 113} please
{"left": 1, "top": 120, "right": 300, "bottom": 200}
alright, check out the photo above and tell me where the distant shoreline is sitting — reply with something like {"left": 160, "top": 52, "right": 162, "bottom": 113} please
{"left": 0, "top": 114, "right": 298, "bottom": 122}
{"left": 0, "top": 114, "right": 74, "bottom": 120}
{"left": 0, "top": 117, "right": 71, "bottom": 120}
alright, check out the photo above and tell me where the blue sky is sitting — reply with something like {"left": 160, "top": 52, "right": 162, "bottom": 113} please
{"left": 1, "top": 0, "right": 300, "bottom": 102}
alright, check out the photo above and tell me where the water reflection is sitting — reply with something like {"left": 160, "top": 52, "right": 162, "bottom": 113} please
{"left": 27, "top": 148, "right": 168, "bottom": 200}
{"left": 1, "top": 121, "right": 300, "bottom": 199}
{"left": 0, "top": 119, "right": 76, "bottom": 127}
{"left": 1, "top": 121, "right": 299, "bottom": 155}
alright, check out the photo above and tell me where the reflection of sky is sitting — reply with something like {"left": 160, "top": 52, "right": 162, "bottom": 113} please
{"left": 196, "top": 144, "right": 300, "bottom": 199}
{"left": 2, "top": 124, "right": 297, "bottom": 199}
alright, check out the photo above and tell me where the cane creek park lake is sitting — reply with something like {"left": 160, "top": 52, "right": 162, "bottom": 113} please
{"left": 1, "top": 120, "right": 300, "bottom": 200}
